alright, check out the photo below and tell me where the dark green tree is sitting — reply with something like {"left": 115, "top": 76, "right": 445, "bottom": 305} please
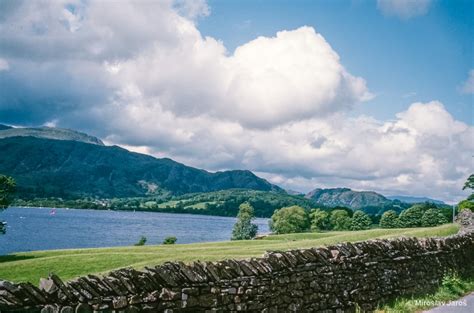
{"left": 459, "top": 174, "right": 474, "bottom": 210}
{"left": 309, "top": 208, "right": 331, "bottom": 231}
{"left": 0, "top": 175, "right": 15, "bottom": 210}
{"left": 398, "top": 205, "right": 426, "bottom": 228}
{"left": 421, "top": 209, "right": 448, "bottom": 227}
{"left": 163, "top": 236, "right": 177, "bottom": 244}
{"left": 134, "top": 236, "right": 147, "bottom": 246}
{"left": 463, "top": 174, "right": 474, "bottom": 192}
{"left": 329, "top": 209, "right": 352, "bottom": 231}
{"left": 231, "top": 202, "right": 258, "bottom": 240}
{"left": 379, "top": 210, "right": 399, "bottom": 228}
{"left": 269, "top": 205, "right": 309, "bottom": 234}
{"left": 0, "top": 175, "right": 16, "bottom": 234}
{"left": 350, "top": 210, "right": 372, "bottom": 230}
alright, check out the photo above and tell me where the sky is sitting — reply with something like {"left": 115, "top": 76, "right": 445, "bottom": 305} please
{"left": 0, "top": 0, "right": 472, "bottom": 202}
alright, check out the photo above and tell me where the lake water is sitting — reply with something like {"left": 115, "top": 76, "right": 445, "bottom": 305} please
{"left": 0, "top": 207, "right": 270, "bottom": 255}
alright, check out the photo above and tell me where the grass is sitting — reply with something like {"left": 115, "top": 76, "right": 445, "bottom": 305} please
{"left": 377, "top": 273, "right": 474, "bottom": 312}
{"left": 0, "top": 224, "right": 459, "bottom": 285}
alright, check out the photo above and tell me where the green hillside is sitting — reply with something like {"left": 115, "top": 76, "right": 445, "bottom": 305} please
{"left": 0, "top": 136, "right": 281, "bottom": 199}
{"left": 306, "top": 187, "right": 392, "bottom": 210}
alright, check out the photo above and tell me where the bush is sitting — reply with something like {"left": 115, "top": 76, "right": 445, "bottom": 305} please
{"left": 269, "top": 206, "right": 309, "bottom": 234}
{"left": 231, "top": 202, "right": 258, "bottom": 240}
{"left": 441, "top": 272, "right": 465, "bottom": 296}
{"left": 421, "top": 208, "right": 448, "bottom": 227}
{"left": 329, "top": 209, "right": 352, "bottom": 231}
{"left": 379, "top": 210, "right": 399, "bottom": 228}
{"left": 458, "top": 199, "right": 474, "bottom": 212}
{"left": 309, "top": 208, "right": 331, "bottom": 231}
{"left": 350, "top": 210, "right": 372, "bottom": 230}
{"left": 134, "top": 236, "right": 147, "bottom": 246}
{"left": 398, "top": 205, "right": 425, "bottom": 228}
{"left": 163, "top": 236, "right": 177, "bottom": 244}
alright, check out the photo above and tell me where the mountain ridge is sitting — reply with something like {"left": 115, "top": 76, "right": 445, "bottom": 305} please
{"left": 305, "top": 187, "right": 391, "bottom": 210}
{"left": 0, "top": 126, "right": 104, "bottom": 145}
{"left": 386, "top": 195, "right": 445, "bottom": 205}
{"left": 0, "top": 136, "right": 282, "bottom": 199}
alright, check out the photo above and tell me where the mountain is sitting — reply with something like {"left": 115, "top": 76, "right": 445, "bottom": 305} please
{"left": 0, "top": 136, "right": 281, "bottom": 199}
{"left": 386, "top": 195, "right": 445, "bottom": 205}
{"left": 0, "top": 124, "right": 12, "bottom": 130}
{"left": 0, "top": 126, "right": 104, "bottom": 146}
{"left": 305, "top": 187, "right": 391, "bottom": 210}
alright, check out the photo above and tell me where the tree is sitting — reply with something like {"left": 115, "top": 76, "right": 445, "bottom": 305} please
{"left": 309, "top": 208, "right": 331, "bottom": 231}
{"left": 421, "top": 209, "right": 448, "bottom": 227}
{"left": 459, "top": 174, "right": 474, "bottom": 210}
{"left": 134, "top": 236, "right": 147, "bottom": 246}
{"left": 398, "top": 205, "right": 425, "bottom": 228}
{"left": 458, "top": 199, "right": 474, "bottom": 212}
{"left": 463, "top": 174, "right": 474, "bottom": 192}
{"left": 231, "top": 202, "right": 258, "bottom": 240}
{"left": 379, "top": 210, "right": 399, "bottom": 228}
{"left": 0, "top": 175, "right": 15, "bottom": 210}
{"left": 350, "top": 210, "right": 372, "bottom": 230}
{"left": 329, "top": 210, "right": 352, "bottom": 231}
{"left": 163, "top": 236, "right": 177, "bottom": 244}
{"left": 269, "top": 206, "right": 309, "bottom": 234}
{"left": 0, "top": 175, "right": 15, "bottom": 234}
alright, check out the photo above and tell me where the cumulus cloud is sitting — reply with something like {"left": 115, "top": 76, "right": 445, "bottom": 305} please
{"left": 377, "top": 0, "right": 432, "bottom": 19}
{"left": 0, "top": 0, "right": 471, "bottom": 202}
{"left": 0, "top": 1, "right": 370, "bottom": 129}
{"left": 461, "top": 69, "right": 474, "bottom": 94}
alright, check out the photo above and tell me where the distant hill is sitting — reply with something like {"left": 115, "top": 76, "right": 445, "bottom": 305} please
{"left": 0, "top": 126, "right": 104, "bottom": 145}
{"left": 305, "top": 187, "right": 391, "bottom": 210}
{"left": 0, "top": 124, "right": 12, "bottom": 130}
{"left": 386, "top": 195, "right": 445, "bottom": 205}
{"left": 0, "top": 136, "right": 282, "bottom": 199}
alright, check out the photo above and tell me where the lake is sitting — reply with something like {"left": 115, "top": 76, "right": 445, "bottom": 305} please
{"left": 0, "top": 207, "right": 270, "bottom": 255}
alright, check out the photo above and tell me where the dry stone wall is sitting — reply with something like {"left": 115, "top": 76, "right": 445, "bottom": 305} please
{"left": 1, "top": 212, "right": 473, "bottom": 313}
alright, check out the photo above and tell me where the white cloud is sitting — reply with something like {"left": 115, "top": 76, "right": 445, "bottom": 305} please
{"left": 377, "top": 0, "right": 432, "bottom": 19}
{"left": 461, "top": 69, "right": 474, "bottom": 94}
{"left": 109, "top": 26, "right": 372, "bottom": 128}
{"left": 0, "top": 0, "right": 471, "bottom": 203}
{"left": 0, "top": 58, "right": 9, "bottom": 71}
{"left": 174, "top": 0, "right": 210, "bottom": 19}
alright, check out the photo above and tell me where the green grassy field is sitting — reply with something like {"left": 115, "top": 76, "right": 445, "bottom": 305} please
{"left": 0, "top": 224, "right": 459, "bottom": 284}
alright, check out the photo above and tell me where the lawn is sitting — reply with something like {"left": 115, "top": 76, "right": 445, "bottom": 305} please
{"left": 0, "top": 224, "right": 459, "bottom": 284}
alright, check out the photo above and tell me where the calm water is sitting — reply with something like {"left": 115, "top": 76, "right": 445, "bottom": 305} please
{"left": 0, "top": 207, "right": 269, "bottom": 254}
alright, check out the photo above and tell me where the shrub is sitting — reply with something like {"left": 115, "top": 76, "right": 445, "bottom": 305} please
{"left": 329, "top": 210, "right": 352, "bottom": 231}
{"left": 421, "top": 208, "right": 448, "bottom": 227}
{"left": 231, "top": 202, "right": 258, "bottom": 240}
{"left": 163, "top": 236, "right": 177, "bottom": 244}
{"left": 458, "top": 199, "right": 474, "bottom": 212}
{"left": 350, "top": 210, "right": 372, "bottom": 230}
{"left": 309, "top": 208, "right": 331, "bottom": 231}
{"left": 134, "top": 236, "right": 147, "bottom": 246}
{"left": 269, "top": 206, "right": 309, "bottom": 234}
{"left": 379, "top": 210, "right": 399, "bottom": 228}
{"left": 441, "top": 272, "right": 465, "bottom": 296}
{"left": 398, "top": 205, "right": 425, "bottom": 228}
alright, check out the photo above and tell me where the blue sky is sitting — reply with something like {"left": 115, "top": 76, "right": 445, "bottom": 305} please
{"left": 0, "top": 0, "right": 472, "bottom": 202}
{"left": 198, "top": 0, "right": 473, "bottom": 123}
